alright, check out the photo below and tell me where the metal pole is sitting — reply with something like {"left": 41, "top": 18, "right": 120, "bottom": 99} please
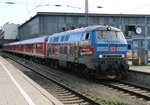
{"left": 85, "top": 0, "right": 88, "bottom": 26}
{"left": 144, "top": 16, "right": 148, "bottom": 65}
{"left": 119, "top": 13, "right": 122, "bottom": 29}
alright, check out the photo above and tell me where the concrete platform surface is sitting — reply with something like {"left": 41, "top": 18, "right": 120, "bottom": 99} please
{"left": 130, "top": 65, "right": 150, "bottom": 73}
{"left": 0, "top": 56, "right": 64, "bottom": 105}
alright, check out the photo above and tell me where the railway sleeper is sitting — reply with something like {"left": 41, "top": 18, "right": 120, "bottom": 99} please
{"left": 58, "top": 97, "right": 81, "bottom": 101}
{"left": 54, "top": 91, "right": 70, "bottom": 94}
{"left": 61, "top": 99, "right": 85, "bottom": 104}
{"left": 56, "top": 93, "right": 74, "bottom": 96}
{"left": 56, "top": 94, "right": 76, "bottom": 98}
{"left": 53, "top": 88, "right": 68, "bottom": 91}
{"left": 140, "top": 93, "right": 150, "bottom": 97}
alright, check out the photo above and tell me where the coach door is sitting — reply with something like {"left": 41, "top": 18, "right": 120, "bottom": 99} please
{"left": 74, "top": 41, "right": 79, "bottom": 62}
{"left": 33, "top": 43, "right": 36, "bottom": 54}
{"left": 73, "top": 33, "right": 82, "bottom": 63}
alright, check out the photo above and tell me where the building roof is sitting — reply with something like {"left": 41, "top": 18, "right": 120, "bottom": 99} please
{"left": 18, "top": 12, "right": 150, "bottom": 29}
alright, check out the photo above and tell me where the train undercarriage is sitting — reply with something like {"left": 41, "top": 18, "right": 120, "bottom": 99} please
{"left": 3, "top": 51, "right": 129, "bottom": 80}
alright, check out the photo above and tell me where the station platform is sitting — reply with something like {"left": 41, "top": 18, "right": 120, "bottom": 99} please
{"left": 0, "top": 56, "right": 64, "bottom": 105}
{"left": 129, "top": 65, "right": 150, "bottom": 73}
{"left": 127, "top": 61, "right": 150, "bottom": 73}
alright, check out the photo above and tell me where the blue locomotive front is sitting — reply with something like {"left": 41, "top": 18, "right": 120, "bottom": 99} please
{"left": 46, "top": 25, "right": 129, "bottom": 79}
{"left": 86, "top": 26, "right": 129, "bottom": 79}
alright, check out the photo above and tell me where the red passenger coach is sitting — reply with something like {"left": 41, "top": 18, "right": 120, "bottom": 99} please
{"left": 21, "top": 36, "right": 48, "bottom": 59}
{"left": 3, "top": 41, "right": 21, "bottom": 53}
{"left": 3, "top": 36, "right": 49, "bottom": 60}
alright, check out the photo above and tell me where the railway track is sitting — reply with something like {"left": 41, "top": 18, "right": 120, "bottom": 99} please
{"left": 4, "top": 55, "right": 100, "bottom": 105}
{"left": 4, "top": 54, "right": 150, "bottom": 104}
{"left": 100, "top": 80, "right": 150, "bottom": 101}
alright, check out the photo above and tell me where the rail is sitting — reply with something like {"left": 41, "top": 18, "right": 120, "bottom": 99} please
{"left": 100, "top": 80, "right": 150, "bottom": 101}
{"left": 4, "top": 54, "right": 101, "bottom": 105}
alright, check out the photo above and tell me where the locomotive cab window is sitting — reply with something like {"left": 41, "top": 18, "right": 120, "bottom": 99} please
{"left": 127, "top": 44, "right": 131, "bottom": 50}
{"left": 96, "top": 31, "right": 107, "bottom": 39}
{"left": 85, "top": 33, "right": 89, "bottom": 40}
{"left": 96, "top": 31, "right": 126, "bottom": 42}
{"left": 82, "top": 32, "right": 90, "bottom": 40}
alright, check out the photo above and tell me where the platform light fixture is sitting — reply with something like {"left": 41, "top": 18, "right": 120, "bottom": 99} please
{"left": 97, "top": 6, "right": 103, "bottom": 8}
{"left": 5, "top": 2, "right": 15, "bottom": 4}
{"left": 54, "top": 4, "right": 62, "bottom": 7}
{"left": 36, "top": 4, "right": 49, "bottom": 8}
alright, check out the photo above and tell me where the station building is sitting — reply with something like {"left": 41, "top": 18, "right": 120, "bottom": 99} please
{"left": 18, "top": 12, "right": 150, "bottom": 40}
{"left": 0, "top": 23, "right": 19, "bottom": 53}
{"left": 0, "top": 23, "right": 19, "bottom": 40}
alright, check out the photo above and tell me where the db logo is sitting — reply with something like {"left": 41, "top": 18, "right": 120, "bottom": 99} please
{"left": 110, "top": 47, "right": 116, "bottom": 52}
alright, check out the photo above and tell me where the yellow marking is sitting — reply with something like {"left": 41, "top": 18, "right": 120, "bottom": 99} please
{"left": 126, "top": 56, "right": 141, "bottom": 65}
{"left": 107, "top": 75, "right": 116, "bottom": 79}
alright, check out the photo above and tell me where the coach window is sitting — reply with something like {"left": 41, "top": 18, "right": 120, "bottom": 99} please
{"left": 69, "top": 34, "right": 74, "bottom": 42}
{"left": 61, "top": 36, "right": 65, "bottom": 42}
{"left": 74, "top": 34, "right": 78, "bottom": 41}
{"left": 65, "top": 35, "right": 69, "bottom": 41}
{"left": 37, "top": 44, "right": 43, "bottom": 50}
{"left": 28, "top": 44, "right": 33, "bottom": 49}
{"left": 76, "top": 34, "right": 81, "bottom": 41}
{"left": 49, "top": 37, "right": 53, "bottom": 43}
{"left": 20, "top": 45, "right": 22, "bottom": 50}
{"left": 54, "top": 37, "right": 59, "bottom": 42}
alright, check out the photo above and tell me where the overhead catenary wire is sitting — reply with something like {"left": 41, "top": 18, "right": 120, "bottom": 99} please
{"left": 121, "top": 3, "right": 150, "bottom": 14}
{"left": 26, "top": 0, "right": 30, "bottom": 14}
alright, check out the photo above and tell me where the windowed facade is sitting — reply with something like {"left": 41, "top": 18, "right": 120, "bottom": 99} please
{"left": 18, "top": 12, "right": 150, "bottom": 40}
{"left": 19, "top": 18, "right": 39, "bottom": 40}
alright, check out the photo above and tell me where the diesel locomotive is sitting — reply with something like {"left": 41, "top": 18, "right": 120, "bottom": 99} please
{"left": 3, "top": 25, "right": 129, "bottom": 79}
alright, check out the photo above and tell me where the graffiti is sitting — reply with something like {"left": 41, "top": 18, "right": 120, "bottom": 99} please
{"left": 80, "top": 47, "right": 94, "bottom": 56}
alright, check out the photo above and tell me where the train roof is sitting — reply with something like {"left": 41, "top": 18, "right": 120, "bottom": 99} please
{"left": 47, "top": 25, "right": 121, "bottom": 43}
{"left": 20, "top": 35, "right": 49, "bottom": 44}
{"left": 3, "top": 41, "right": 21, "bottom": 46}
{"left": 49, "top": 25, "right": 121, "bottom": 37}
{"left": 67, "top": 25, "right": 120, "bottom": 33}
{"left": 84, "top": 25, "right": 121, "bottom": 31}
{"left": 3, "top": 35, "right": 49, "bottom": 46}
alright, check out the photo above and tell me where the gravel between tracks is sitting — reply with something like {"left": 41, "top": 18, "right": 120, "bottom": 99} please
{"left": 7, "top": 58, "right": 149, "bottom": 105}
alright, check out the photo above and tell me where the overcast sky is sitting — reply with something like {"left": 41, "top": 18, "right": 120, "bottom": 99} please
{"left": 1, "top": 0, "right": 150, "bottom": 27}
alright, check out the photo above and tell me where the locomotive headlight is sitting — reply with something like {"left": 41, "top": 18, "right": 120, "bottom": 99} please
{"left": 121, "top": 54, "right": 125, "bottom": 58}
{"left": 99, "top": 54, "right": 103, "bottom": 58}
{"left": 107, "top": 27, "right": 111, "bottom": 31}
